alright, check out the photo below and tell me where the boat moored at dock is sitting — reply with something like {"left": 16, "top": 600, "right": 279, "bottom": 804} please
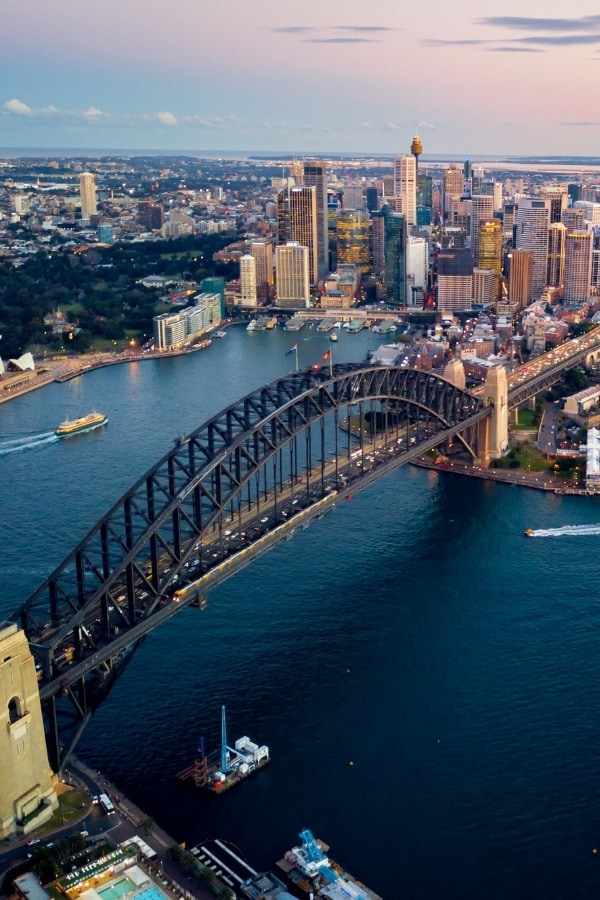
{"left": 55, "top": 411, "right": 107, "bottom": 437}
{"left": 277, "top": 829, "right": 382, "bottom": 900}
{"left": 316, "top": 319, "right": 335, "bottom": 333}
{"left": 284, "top": 315, "right": 305, "bottom": 331}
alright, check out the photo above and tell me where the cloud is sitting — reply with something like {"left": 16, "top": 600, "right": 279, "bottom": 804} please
{"left": 4, "top": 98, "right": 33, "bottom": 116}
{"left": 83, "top": 106, "right": 105, "bottom": 118}
{"left": 417, "top": 120, "right": 438, "bottom": 130}
{"left": 488, "top": 46, "right": 544, "bottom": 53}
{"left": 562, "top": 121, "right": 600, "bottom": 126}
{"left": 516, "top": 34, "right": 600, "bottom": 45}
{"left": 155, "top": 111, "right": 177, "bottom": 126}
{"left": 304, "top": 37, "right": 379, "bottom": 43}
{"left": 384, "top": 121, "right": 406, "bottom": 130}
{"left": 270, "top": 26, "right": 316, "bottom": 33}
{"left": 476, "top": 15, "right": 600, "bottom": 32}
{"left": 422, "top": 38, "right": 489, "bottom": 47}
{"left": 335, "top": 26, "right": 394, "bottom": 32}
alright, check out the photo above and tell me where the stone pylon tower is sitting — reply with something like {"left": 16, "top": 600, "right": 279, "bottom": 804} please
{"left": 0, "top": 622, "right": 58, "bottom": 838}
{"left": 480, "top": 364, "right": 509, "bottom": 464}
{"left": 443, "top": 358, "right": 466, "bottom": 390}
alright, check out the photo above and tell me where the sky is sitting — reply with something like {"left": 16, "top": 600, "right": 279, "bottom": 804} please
{"left": 2, "top": 0, "right": 600, "bottom": 156}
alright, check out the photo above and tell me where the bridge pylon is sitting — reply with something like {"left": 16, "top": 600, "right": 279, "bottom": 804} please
{"left": 443, "top": 358, "right": 466, "bottom": 390}
{"left": 479, "top": 365, "right": 509, "bottom": 466}
{"left": 0, "top": 622, "right": 58, "bottom": 838}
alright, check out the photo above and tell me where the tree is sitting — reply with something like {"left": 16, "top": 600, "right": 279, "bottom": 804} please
{"left": 139, "top": 815, "right": 155, "bottom": 835}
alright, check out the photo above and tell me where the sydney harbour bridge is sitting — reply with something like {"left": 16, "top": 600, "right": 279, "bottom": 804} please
{"left": 9, "top": 333, "right": 600, "bottom": 771}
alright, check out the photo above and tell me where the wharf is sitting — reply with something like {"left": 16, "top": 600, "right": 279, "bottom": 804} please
{"left": 412, "top": 455, "right": 591, "bottom": 495}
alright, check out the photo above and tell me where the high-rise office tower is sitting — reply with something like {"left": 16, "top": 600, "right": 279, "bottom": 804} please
{"left": 515, "top": 198, "right": 550, "bottom": 298}
{"left": 250, "top": 241, "right": 274, "bottom": 285}
{"left": 477, "top": 219, "right": 503, "bottom": 288}
{"left": 365, "top": 186, "right": 379, "bottom": 212}
{"left": 287, "top": 187, "right": 318, "bottom": 285}
{"left": 384, "top": 210, "right": 406, "bottom": 306}
{"left": 406, "top": 236, "right": 429, "bottom": 306}
{"left": 79, "top": 172, "right": 97, "bottom": 219}
{"left": 336, "top": 210, "right": 370, "bottom": 273}
{"left": 508, "top": 248, "right": 534, "bottom": 309}
{"left": 540, "top": 187, "right": 568, "bottom": 224}
{"left": 503, "top": 202, "right": 518, "bottom": 239}
{"left": 436, "top": 248, "right": 473, "bottom": 311}
{"left": 343, "top": 185, "right": 365, "bottom": 210}
{"left": 240, "top": 254, "right": 258, "bottom": 305}
{"left": 563, "top": 230, "right": 593, "bottom": 302}
{"left": 573, "top": 201, "right": 600, "bottom": 226}
{"left": 472, "top": 268, "right": 495, "bottom": 306}
{"left": 443, "top": 165, "right": 464, "bottom": 212}
{"left": 275, "top": 243, "right": 310, "bottom": 307}
{"left": 393, "top": 155, "right": 416, "bottom": 226}
{"left": 546, "top": 223, "right": 566, "bottom": 288}
{"left": 561, "top": 208, "right": 584, "bottom": 232}
{"left": 370, "top": 208, "right": 386, "bottom": 277}
{"left": 470, "top": 195, "right": 494, "bottom": 264}
{"left": 302, "top": 160, "right": 328, "bottom": 277}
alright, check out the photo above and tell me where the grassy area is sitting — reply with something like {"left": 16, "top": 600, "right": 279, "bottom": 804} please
{"left": 512, "top": 406, "right": 538, "bottom": 431}
{"left": 492, "top": 442, "right": 552, "bottom": 472}
{"left": 36, "top": 787, "right": 90, "bottom": 837}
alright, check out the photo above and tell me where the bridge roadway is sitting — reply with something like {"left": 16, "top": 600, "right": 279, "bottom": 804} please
{"left": 37, "top": 404, "right": 490, "bottom": 706}
{"left": 506, "top": 326, "right": 600, "bottom": 407}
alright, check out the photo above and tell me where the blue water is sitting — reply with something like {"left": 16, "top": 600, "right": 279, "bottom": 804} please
{"left": 2, "top": 324, "right": 600, "bottom": 898}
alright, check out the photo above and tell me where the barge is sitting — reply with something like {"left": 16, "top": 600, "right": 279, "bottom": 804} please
{"left": 176, "top": 706, "right": 269, "bottom": 793}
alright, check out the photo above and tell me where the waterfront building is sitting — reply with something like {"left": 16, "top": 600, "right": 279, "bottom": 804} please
{"left": 240, "top": 254, "right": 258, "bottom": 305}
{"left": 384, "top": 210, "right": 406, "bottom": 306}
{"left": 563, "top": 229, "right": 593, "bottom": 302}
{"left": 275, "top": 242, "right": 310, "bottom": 307}
{"left": 546, "top": 223, "right": 566, "bottom": 289}
{"left": 393, "top": 155, "right": 417, "bottom": 226}
{"left": 515, "top": 198, "right": 550, "bottom": 298}
{"left": 79, "top": 172, "right": 97, "bottom": 219}
{"left": 302, "top": 160, "right": 328, "bottom": 277}
{"left": 153, "top": 292, "right": 221, "bottom": 350}
{"left": 251, "top": 240, "right": 274, "bottom": 287}
{"left": 279, "top": 187, "right": 318, "bottom": 286}
{"left": 508, "top": 248, "right": 534, "bottom": 309}
{"left": 336, "top": 209, "right": 370, "bottom": 274}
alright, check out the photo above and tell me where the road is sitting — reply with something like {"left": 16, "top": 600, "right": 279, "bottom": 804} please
{"left": 537, "top": 400, "right": 561, "bottom": 456}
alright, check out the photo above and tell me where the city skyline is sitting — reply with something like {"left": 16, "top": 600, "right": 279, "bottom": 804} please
{"left": 2, "top": 1, "right": 600, "bottom": 154}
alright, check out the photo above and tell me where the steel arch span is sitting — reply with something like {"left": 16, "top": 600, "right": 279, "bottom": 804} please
{"left": 12, "top": 363, "right": 487, "bottom": 769}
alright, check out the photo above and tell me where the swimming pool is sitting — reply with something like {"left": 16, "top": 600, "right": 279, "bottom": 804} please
{"left": 97, "top": 879, "right": 135, "bottom": 900}
{"left": 134, "top": 886, "right": 169, "bottom": 900}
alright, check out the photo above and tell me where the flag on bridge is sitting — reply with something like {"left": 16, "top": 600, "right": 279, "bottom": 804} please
{"left": 285, "top": 345, "right": 297, "bottom": 356}
{"left": 322, "top": 349, "right": 332, "bottom": 361}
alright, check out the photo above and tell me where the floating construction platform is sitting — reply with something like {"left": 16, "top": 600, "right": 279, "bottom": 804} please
{"left": 277, "top": 829, "right": 382, "bottom": 900}
{"left": 176, "top": 706, "right": 270, "bottom": 793}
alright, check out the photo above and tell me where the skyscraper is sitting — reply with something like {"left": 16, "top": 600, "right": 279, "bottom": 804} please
{"left": 508, "top": 248, "right": 534, "bottom": 309}
{"left": 393, "top": 155, "right": 416, "bottom": 226}
{"left": 477, "top": 219, "right": 503, "bottom": 288}
{"left": 302, "top": 160, "right": 328, "bottom": 277}
{"left": 288, "top": 187, "right": 318, "bottom": 285}
{"left": 240, "top": 254, "right": 258, "bottom": 305}
{"left": 250, "top": 240, "right": 274, "bottom": 300}
{"left": 563, "top": 230, "right": 593, "bottom": 302}
{"left": 470, "top": 195, "right": 494, "bottom": 264}
{"left": 540, "top": 187, "right": 568, "bottom": 224}
{"left": 436, "top": 248, "right": 473, "bottom": 312}
{"left": 384, "top": 210, "right": 406, "bottom": 306}
{"left": 546, "top": 223, "right": 566, "bottom": 288}
{"left": 275, "top": 243, "right": 310, "bottom": 307}
{"left": 79, "top": 172, "right": 97, "bottom": 219}
{"left": 336, "top": 210, "right": 370, "bottom": 273}
{"left": 406, "top": 236, "right": 429, "bottom": 306}
{"left": 515, "top": 199, "right": 550, "bottom": 298}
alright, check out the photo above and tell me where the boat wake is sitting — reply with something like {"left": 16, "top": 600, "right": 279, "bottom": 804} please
{"left": 529, "top": 524, "right": 600, "bottom": 538}
{"left": 0, "top": 431, "right": 59, "bottom": 456}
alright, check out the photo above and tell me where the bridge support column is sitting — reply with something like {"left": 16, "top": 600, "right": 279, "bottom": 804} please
{"left": 0, "top": 622, "right": 58, "bottom": 839}
{"left": 443, "top": 359, "right": 466, "bottom": 390}
{"left": 479, "top": 365, "right": 509, "bottom": 466}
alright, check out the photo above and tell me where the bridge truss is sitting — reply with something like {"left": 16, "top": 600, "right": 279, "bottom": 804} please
{"left": 12, "top": 363, "right": 487, "bottom": 769}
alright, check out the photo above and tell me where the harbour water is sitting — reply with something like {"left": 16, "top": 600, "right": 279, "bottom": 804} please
{"left": 2, "top": 324, "right": 600, "bottom": 898}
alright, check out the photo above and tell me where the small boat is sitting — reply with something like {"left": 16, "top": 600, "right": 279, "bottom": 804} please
{"left": 329, "top": 331, "right": 338, "bottom": 342}
{"left": 55, "top": 412, "right": 107, "bottom": 437}
{"left": 524, "top": 528, "right": 535, "bottom": 536}
{"left": 213, "top": 330, "right": 227, "bottom": 338}
{"left": 246, "top": 320, "right": 257, "bottom": 331}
